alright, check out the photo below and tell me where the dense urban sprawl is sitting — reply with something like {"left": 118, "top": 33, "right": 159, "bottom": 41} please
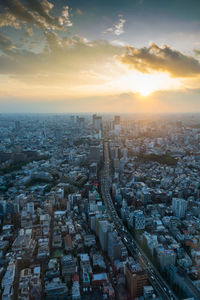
{"left": 0, "top": 114, "right": 200, "bottom": 300}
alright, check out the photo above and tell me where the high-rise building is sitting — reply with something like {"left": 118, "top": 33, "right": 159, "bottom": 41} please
{"left": 113, "top": 158, "right": 120, "bottom": 172}
{"left": 114, "top": 116, "right": 120, "bottom": 125}
{"left": 172, "top": 198, "right": 187, "bottom": 218}
{"left": 133, "top": 210, "right": 145, "bottom": 230}
{"left": 119, "top": 157, "right": 126, "bottom": 172}
{"left": 70, "top": 115, "right": 75, "bottom": 124}
{"left": 89, "top": 145, "right": 101, "bottom": 163}
{"left": 121, "top": 147, "right": 128, "bottom": 159}
{"left": 110, "top": 147, "right": 119, "bottom": 159}
{"left": 15, "top": 120, "right": 20, "bottom": 130}
{"left": 98, "top": 220, "right": 111, "bottom": 251}
{"left": 157, "top": 249, "right": 176, "bottom": 269}
{"left": 89, "top": 162, "right": 98, "bottom": 178}
{"left": 107, "top": 231, "right": 121, "bottom": 261}
{"left": 125, "top": 258, "right": 148, "bottom": 299}
{"left": 113, "top": 116, "right": 121, "bottom": 135}
{"left": 76, "top": 116, "right": 85, "bottom": 128}
{"left": 92, "top": 114, "right": 102, "bottom": 131}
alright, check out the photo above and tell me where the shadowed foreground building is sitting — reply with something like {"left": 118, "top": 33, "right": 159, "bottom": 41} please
{"left": 125, "top": 258, "right": 148, "bottom": 299}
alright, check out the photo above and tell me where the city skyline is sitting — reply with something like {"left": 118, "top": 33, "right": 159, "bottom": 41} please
{"left": 0, "top": 0, "right": 200, "bottom": 113}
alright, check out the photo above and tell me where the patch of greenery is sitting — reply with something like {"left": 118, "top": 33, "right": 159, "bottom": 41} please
{"left": 1, "top": 154, "right": 49, "bottom": 174}
{"left": 137, "top": 152, "right": 177, "bottom": 166}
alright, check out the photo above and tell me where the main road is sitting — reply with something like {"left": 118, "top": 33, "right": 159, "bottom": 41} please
{"left": 100, "top": 141, "right": 179, "bottom": 300}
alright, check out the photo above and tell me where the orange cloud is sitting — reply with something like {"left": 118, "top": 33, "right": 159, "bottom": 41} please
{"left": 118, "top": 43, "right": 200, "bottom": 77}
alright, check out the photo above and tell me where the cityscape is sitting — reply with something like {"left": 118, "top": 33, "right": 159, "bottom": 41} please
{"left": 1, "top": 0, "right": 200, "bottom": 299}
{"left": 0, "top": 113, "right": 200, "bottom": 299}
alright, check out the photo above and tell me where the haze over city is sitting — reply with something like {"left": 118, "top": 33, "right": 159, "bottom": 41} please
{"left": 0, "top": 0, "right": 200, "bottom": 113}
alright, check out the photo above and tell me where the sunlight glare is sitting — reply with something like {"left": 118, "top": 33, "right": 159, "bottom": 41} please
{"left": 113, "top": 71, "right": 180, "bottom": 96}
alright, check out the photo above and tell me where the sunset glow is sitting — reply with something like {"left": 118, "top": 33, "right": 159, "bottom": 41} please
{"left": 111, "top": 71, "right": 181, "bottom": 97}
{"left": 0, "top": 0, "right": 200, "bottom": 112}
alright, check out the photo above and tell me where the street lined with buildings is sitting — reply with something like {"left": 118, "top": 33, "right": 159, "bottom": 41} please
{"left": 101, "top": 141, "right": 178, "bottom": 300}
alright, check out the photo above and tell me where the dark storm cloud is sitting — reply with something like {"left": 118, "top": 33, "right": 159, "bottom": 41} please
{"left": 118, "top": 43, "right": 200, "bottom": 77}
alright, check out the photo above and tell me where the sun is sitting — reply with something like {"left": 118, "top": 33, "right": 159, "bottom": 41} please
{"left": 111, "top": 71, "right": 180, "bottom": 96}
{"left": 139, "top": 90, "right": 151, "bottom": 96}
{"left": 133, "top": 72, "right": 176, "bottom": 96}
{"left": 136, "top": 80, "right": 158, "bottom": 96}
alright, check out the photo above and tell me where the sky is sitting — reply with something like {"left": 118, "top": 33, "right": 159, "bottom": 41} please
{"left": 0, "top": 0, "right": 200, "bottom": 113}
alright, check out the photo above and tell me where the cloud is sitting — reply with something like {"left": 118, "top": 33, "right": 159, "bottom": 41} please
{"left": 26, "top": 0, "right": 54, "bottom": 24}
{"left": 117, "top": 43, "right": 200, "bottom": 77}
{"left": 105, "top": 14, "right": 126, "bottom": 36}
{"left": 0, "top": 11, "right": 21, "bottom": 29}
{"left": 41, "top": 0, "right": 54, "bottom": 13}
{"left": 26, "top": 27, "right": 34, "bottom": 37}
{"left": 0, "top": 34, "right": 15, "bottom": 51}
{"left": 0, "top": 34, "right": 123, "bottom": 84}
{"left": 4, "top": 0, "right": 39, "bottom": 25}
{"left": 0, "top": 33, "right": 199, "bottom": 113}
{"left": 194, "top": 49, "right": 200, "bottom": 56}
{"left": 1, "top": 0, "right": 72, "bottom": 31}
{"left": 58, "top": 6, "right": 72, "bottom": 27}
{"left": 44, "top": 30, "right": 63, "bottom": 51}
{"left": 76, "top": 8, "right": 83, "bottom": 16}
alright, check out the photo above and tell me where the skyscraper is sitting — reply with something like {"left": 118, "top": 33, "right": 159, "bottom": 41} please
{"left": 92, "top": 114, "right": 102, "bottom": 131}
{"left": 107, "top": 231, "right": 121, "bottom": 261}
{"left": 172, "top": 198, "right": 187, "bottom": 218}
{"left": 113, "top": 115, "right": 121, "bottom": 135}
{"left": 125, "top": 258, "right": 148, "bottom": 299}
{"left": 114, "top": 116, "right": 120, "bottom": 125}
